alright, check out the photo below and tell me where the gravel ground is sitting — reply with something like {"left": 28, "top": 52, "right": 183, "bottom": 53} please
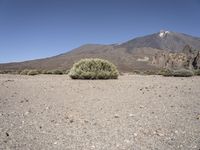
{"left": 0, "top": 74, "right": 200, "bottom": 150}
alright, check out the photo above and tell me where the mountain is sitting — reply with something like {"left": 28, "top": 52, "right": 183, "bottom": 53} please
{"left": 1, "top": 30, "right": 200, "bottom": 72}
{"left": 120, "top": 30, "right": 200, "bottom": 51}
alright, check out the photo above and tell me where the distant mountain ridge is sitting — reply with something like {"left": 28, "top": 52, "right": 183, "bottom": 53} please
{"left": 1, "top": 30, "right": 200, "bottom": 72}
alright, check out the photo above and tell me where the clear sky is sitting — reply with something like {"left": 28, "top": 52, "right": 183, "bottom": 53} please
{"left": 0, "top": 0, "right": 200, "bottom": 63}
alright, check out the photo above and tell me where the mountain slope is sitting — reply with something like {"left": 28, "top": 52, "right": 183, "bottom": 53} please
{"left": 1, "top": 31, "right": 200, "bottom": 72}
{"left": 120, "top": 31, "right": 200, "bottom": 51}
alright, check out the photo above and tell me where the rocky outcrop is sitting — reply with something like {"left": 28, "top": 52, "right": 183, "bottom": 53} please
{"left": 152, "top": 45, "right": 200, "bottom": 70}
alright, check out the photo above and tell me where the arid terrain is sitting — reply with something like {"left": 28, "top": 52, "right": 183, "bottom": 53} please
{"left": 0, "top": 74, "right": 200, "bottom": 150}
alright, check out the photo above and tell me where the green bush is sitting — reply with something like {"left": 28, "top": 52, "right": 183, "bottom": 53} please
{"left": 44, "top": 69, "right": 63, "bottom": 75}
{"left": 41, "top": 70, "right": 48, "bottom": 74}
{"left": 20, "top": 69, "right": 30, "bottom": 75}
{"left": 194, "top": 69, "right": 200, "bottom": 76}
{"left": 69, "top": 58, "right": 119, "bottom": 79}
{"left": 65, "top": 70, "right": 70, "bottom": 74}
{"left": 27, "top": 70, "right": 40, "bottom": 76}
{"left": 143, "top": 70, "right": 158, "bottom": 75}
{"left": 158, "top": 69, "right": 174, "bottom": 76}
{"left": 173, "top": 69, "right": 194, "bottom": 77}
{"left": 51, "top": 69, "right": 63, "bottom": 75}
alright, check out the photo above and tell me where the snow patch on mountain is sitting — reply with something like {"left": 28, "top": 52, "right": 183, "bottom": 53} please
{"left": 159, "top": 30, "right": 170, "bottom": 38}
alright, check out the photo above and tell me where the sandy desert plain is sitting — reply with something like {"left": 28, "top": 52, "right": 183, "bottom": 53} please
{"left": 0, "top": 74, "right": 200, "bottom": 150}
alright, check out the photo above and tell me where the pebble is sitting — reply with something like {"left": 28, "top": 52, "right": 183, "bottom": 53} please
{"left": 139, "top": 105, "right": 144, "bottom": 108}
{"left": 91, "top": 145, "right": 95, "bottom": 149}
{"left": 114, "top": 114, "right": 120, "bottom": 118}
{"left": 124, "top": 139, "right": 130, "bottom": 143}
{"left": 129, "top": 114, "right": 134, "bottom": 117}
{"left": 174, "top": 130, "right": 178, "bottom": 134}
{"left": 133, "top": 133, "right": 138, "bottom": 137}
{"left": 197, "top": 115, "right": 200, "bottom": 120}
{"left": 54, "top": 141, "right": 58, "bottom": 145}
{"left": 24, "top": 111, "right": 29, "bottom": 115}
{"left": 69, "top": 119, "right": 74, "bottom": 123}
{"left": 6, "top": 132, "right": 9, "bottom": 137}
{"left": 154, "top": 130, "right": 164, "bottom": 136}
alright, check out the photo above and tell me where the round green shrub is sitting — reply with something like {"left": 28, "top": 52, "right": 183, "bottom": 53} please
{"left": 173, "top": 69, "right": 194, "bottom": 77}
{"left": 27, "top": 70, "right": 40, "bottom": 76}
{"left": 69, "top": 58, "right": 119, "bottom": 79}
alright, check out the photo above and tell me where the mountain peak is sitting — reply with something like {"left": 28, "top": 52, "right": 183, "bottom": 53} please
{"left": 159, "top": 30, "right": 171, "bottom": 38}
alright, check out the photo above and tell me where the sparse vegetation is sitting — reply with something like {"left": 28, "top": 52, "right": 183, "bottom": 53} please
{"left": 64, "top": 70, "right": 70, "bottom": 74}
{"left": 27, "top": 70, "right": 40, "bottom": 76}
{"left": 41, "top": 70, "right": 48, "bottom": 74}
{"left": 51, "top": 69, "right": 63, "bottom": 75}
{"left": 158, "top": 69, "right": 174, "bottom": 76}
{"left": 173, "top": 69, "right": 194, "bottom": 77}
{"left": 20, "top": 69, "right": 30, "bottom": 75}
{"left": 69, "top": 58, "right": 119, "bottom": 79}
{"left": 194, "top": 69, "right": 200, "bottom": 76}
{"left": 143, "top": 70, "right": 158, "bottom": 75}
{"left": 158, "top": 68, "right": 194, "bottom": 77}
{"left": 42, "top": 69, "right": 64, "bottom": 75}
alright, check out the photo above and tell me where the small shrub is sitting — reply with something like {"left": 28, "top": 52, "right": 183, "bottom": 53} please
{"left": 69, "top": 58, "right": 119, "bottom": 79}
{"left": 27, "top": 70, "right": 40, "bottom": 76}
{"left": 20, "top": 69, "right": 30, "bottom": 75}
{"left": 65, "top": 70, "right": 70, "bottom": 74}
{"left": 158, "top": 69, "right": 174, "bottom": 76}
{"left": 0, "top": 70, "right": 7, "bottom": 74}
{"left": 194, "top": 69, "right": 200, "bottom": 76}
{"left": 132, "top": 70, "right": 141, "bottom": 74}
{"left": 46, "top": 70, "right": 53, "bottom": 74}
{"left": 44, "top": 69, "right": 64, "bottom": 75}
{"left": 143, "top": 70, "right": 158, "bottom": 75}
{"left": 41, "top": 70, "right": 48, "bottom": 74}
{"left": 173, "top": 69, "right": 194, "bottom": 77}
{"left": 51, "top": 69, "right": 63, "bottom": 75}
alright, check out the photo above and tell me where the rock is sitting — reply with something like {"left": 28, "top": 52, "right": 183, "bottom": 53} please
{"left": 69, "top": 119, "right": 74, "bottom": 123}
{"left": 124, "top": 139, "right": 130, "bottom": 143}
{"left": 84, "top": 120, "right": 89, "bottom": 123}
{"left": 129, "top": 114, "right": 134, "bottom": 117}
{"left": 91, "top": 145, "right": 95, "bottom": 149}
{"left": 139, "top": 105, "right": 144, "bottom": 108}
{"left": 152, "top": 46, "right": 200, "bottom": 70}
{"left": 174, "top": 130, "right": 178, "bottom": 134}
{"left": 197, "top": 115, "right": 200, "bottom": 120}
{"left": 24, "top": 111, "right": 29, "bottom": 115}
{"left": 53, "top": 141, "right": 58, "bottom": 145}
{"left": 154, "top": 129, "right": 164, "bottom": 136}
{"left": 114, "top": 114, "right": 120, "bottom": 118}
{"left": 133, "top": 133, "right": 138, "bottom": 137}
{"left": 6, "top": 132, "right": 9, "bottom": 137}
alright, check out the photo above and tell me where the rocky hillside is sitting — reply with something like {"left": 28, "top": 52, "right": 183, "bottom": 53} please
{"left": 152, "top": 45, "right": 200, "bottom": 69}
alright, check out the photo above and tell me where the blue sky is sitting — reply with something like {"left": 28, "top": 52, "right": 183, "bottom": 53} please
{"left": 0, "top": 0, "right": 200, "bottom": 63}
